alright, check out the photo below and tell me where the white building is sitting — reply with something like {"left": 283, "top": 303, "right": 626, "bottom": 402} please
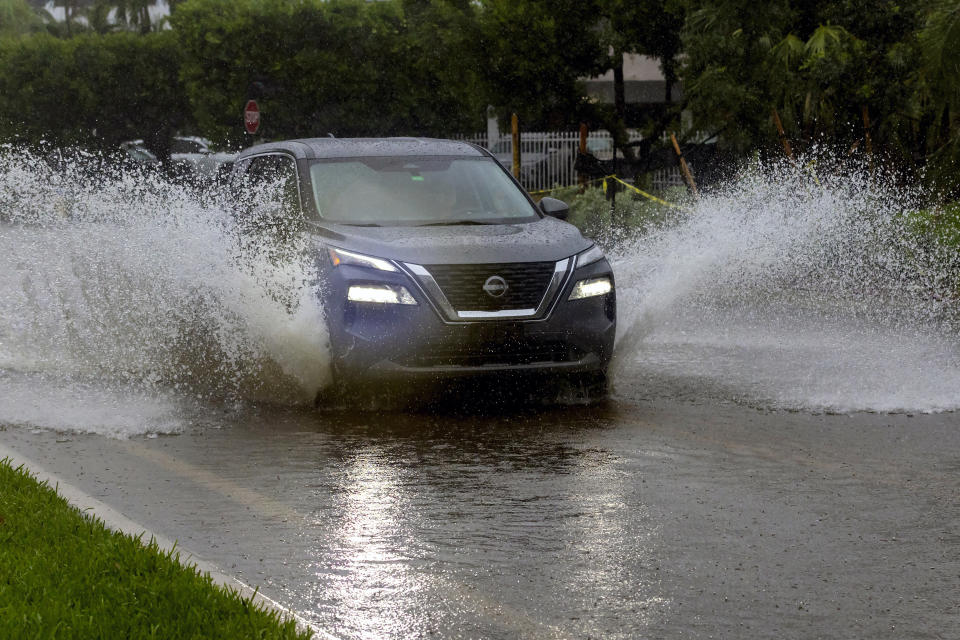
{"left": 582, "top": 54, "right": 682, "bottom": 105}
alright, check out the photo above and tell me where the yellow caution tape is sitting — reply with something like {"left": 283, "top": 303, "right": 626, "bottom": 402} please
{"left": 607, "top": 176, "right": 685, "bottom": 209}
{"left": 528, "top": 175, "right": 610, "bottom": 197}
{"left": 530, "top": 174, "right": 686, "bottom": 211}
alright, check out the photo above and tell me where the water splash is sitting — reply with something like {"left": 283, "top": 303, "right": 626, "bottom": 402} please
{"left": 609, "top": 156, "right": 960, "bottom": 413}
{"left": 0, "top": 147, "right": 330, "bottom": 436}
{"left": 3, "top": 146, "right": 958, "bottom": 430}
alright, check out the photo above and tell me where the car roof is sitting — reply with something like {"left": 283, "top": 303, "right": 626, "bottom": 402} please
{"left": 236, "top": 137, "right": 485, "bottom": 160}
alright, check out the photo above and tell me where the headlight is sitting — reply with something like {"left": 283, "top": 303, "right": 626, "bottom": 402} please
{"left": 328, "top": 247, "right": 397, "bottom": 272}
{"left": 575, "top": 244, "right": 605, "bottom": 269}
{"left": 347, "top": 284, "right": 418, "bottom": 305}
{"left": 568, "top": 276, "right": 612, "bottom": 300}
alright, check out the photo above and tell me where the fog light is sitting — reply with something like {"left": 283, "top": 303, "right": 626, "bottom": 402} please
{"left": 568, "top": 276, "right": 612, "bottom": 300}
{"left": 347, "top": 284, "right": 417, "bottom": 305}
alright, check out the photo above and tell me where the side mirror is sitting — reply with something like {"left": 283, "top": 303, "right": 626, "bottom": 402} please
{"left": 539, "top": 196, "right": 569, "bottom": 220}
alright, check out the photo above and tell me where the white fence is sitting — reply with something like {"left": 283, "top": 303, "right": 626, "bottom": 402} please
{"left": 455, "top": 130, "right": 686, "bottom": 194}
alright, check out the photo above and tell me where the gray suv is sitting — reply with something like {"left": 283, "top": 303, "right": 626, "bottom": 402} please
{"left": 230, "top": 138, "right": 616, "bottom": 400}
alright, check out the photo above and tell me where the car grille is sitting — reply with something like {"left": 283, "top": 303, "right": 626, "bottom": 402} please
{"left": 396, "top": 340, "right": 578, "bottom": 368}
{"left": 424, "top": 262, "right": 556, "bottom": 311}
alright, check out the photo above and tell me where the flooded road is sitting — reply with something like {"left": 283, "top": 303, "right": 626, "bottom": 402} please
{"left": 2, "top": 393, "right": 957, "bottom": 639}
{"left": 2, "top": 150, "right": 959, "bottom": 637}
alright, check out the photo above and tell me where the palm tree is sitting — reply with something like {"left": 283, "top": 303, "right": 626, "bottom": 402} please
{"left": 52, "top": 0, "right": 95, "bottom": 36}
{"left": 111, "top": 0, "right": 154, "bottom": 34}
{"left": 1, "top": 0, "right": 43, "bottom": 35}
{"left": 919, "top": 1, "right": 960, "bottom": 111}
{"left": 86, "top": 0, "right": 117, "bottom": 34}
{"left": 917, "top": 1, "right": 960, "bottom": 178}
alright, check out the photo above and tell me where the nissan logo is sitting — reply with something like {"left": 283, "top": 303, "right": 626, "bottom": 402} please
{"left": 482, "top": 275, "right": 508, "bottom": 298}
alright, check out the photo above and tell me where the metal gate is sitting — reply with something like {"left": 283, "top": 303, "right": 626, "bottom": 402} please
{"left": 455, "top": 131, "right": 685, "bottom": 193}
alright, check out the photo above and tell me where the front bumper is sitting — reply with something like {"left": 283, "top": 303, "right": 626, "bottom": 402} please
{"left": 321, "top": 258, "right": 616, "bottom": 384}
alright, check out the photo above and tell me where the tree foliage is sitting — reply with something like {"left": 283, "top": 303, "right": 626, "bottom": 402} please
{"left": 4, "top": 0, "right": 960, "bottom": 188}
{"left": 474, "top": 0, "right": 603, "bottom": 129}
{"left": 916, "top": 0, "right": 960, "bottom": 182}
{"left": 172, "top": 0, "right": 486, "bottom": 145}
{"left": 679, "top": 1, "right": 937, "bottom": 168}
{"left": 0, "top": 31, "right": 189, "bottom": 153}
{"left": 0, "top": 0, "right": 42, "bottom": 35}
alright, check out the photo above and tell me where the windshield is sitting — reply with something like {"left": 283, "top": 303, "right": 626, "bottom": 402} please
{"left": 308, "top": 156, "right": 539, "bottom": 226}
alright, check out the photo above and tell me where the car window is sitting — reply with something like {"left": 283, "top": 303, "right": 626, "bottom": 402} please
{"left": 238, "top": 154, "right": 304, "bottom": 237}
{"left": 245, "top": 155, "right": 298, "bottom": 207}
{"left": 308, "top": 156, "right": 538, "bottom": 226}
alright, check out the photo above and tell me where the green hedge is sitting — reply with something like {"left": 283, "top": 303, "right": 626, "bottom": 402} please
{"left": 0, "top": 1, "right": 488, "bottom": 151}
{"left": 0, "top": 31, "right": 189, "bottom": 154}
{"left": 172, "top": 0, "right": 485, "bottom": 145}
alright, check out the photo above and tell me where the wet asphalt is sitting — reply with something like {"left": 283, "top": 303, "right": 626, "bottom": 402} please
{"left": 1, "top": 394, "right": 958, "bottom": 639}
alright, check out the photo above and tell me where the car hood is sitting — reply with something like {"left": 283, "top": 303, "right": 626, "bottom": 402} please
{"left": 310, "top": 216, "right": 592, "bottom": 265}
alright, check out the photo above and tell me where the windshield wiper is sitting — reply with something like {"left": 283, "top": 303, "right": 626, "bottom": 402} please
{"left": 417, "top": 220, "right": 495, "bottom": 227}
{"left": 339, "top": 222, "right": 383, "bottom": 227}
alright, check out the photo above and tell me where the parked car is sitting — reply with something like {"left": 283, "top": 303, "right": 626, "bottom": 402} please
{"left": 490, "top": 136, "right": 575, "bottom": 188}
{"left": 230, "top": 137, "right": 616, "bottom": 401}
{"left": 119, "top": 137, "right": 235, "bottom": 184}
{"left": 119, "top": 139, "right": 161, "bottom": 167}
{"left": 170, "top": 136, "right": 236, "bottom": 184}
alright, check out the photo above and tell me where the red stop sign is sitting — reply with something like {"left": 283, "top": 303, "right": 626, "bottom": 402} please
{"left": 243, "top": 99, "right": 260, "bottom": 135}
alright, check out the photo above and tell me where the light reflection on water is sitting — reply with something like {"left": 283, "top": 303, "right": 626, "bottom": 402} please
{"left": 562, "top": 457, "right": 670, "bottom": 636}
{"left": 266, "top": 411, "right": 669, "bottom": 639}
{"left": 320, "top": 448, "right": 427, "bottom": 639}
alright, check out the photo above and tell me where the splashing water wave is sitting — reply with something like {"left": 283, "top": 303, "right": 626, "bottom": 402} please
{"left": 609, "top": 157, "right": 960, "bottom": 413}
{"left": 0, "top": 148, "right": 330, "bottom": 436}
{"left": 1, "top": 149, "right": 958, "bottom": 435}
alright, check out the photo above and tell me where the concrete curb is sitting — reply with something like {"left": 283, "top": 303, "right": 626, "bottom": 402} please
{"left": 0, "top": 441, "right": 338, "bottom": 640}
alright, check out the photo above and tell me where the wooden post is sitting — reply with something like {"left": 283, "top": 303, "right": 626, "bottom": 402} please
{"left": 670, "top": 132, "right": 698, "bottom": 198}
{"left": 511, "top": 113, "right": 520, "bottom": 179}
{"left": 771, "top": 108, "right": 795, "bottom": 163}
{"left": 578, "top": 122, "right": 588, "bottom": 192}
{"left": 611, "top": 131, "right": 618, "bottom": 214}
{"left": 862, "top": 105, "right": 873, "bottom": 173}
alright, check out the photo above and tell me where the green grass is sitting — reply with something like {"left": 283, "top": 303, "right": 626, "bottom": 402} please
{"left": 905, "top": 202, "right": 960, "bottom": 249}
{"left": 0, "top": 458, "right": 312, "bottom": 640}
